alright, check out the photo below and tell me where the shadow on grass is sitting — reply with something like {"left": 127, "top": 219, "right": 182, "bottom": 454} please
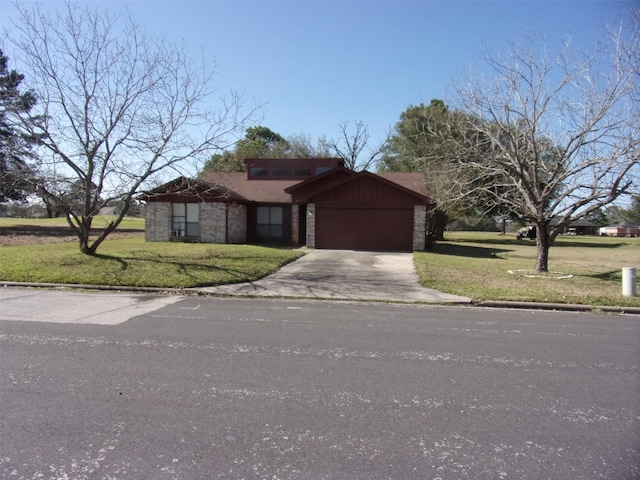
{"left": 0, "top": 225, "right": 144, "bottom": 236}
{"left": 95, "top": 254, "right": 129, "bottom": 271}
{"left": 553, "top": 240, "right": 628, "bottom": 249}
{"left": 444, "top": 236, "right": 526, "bottom": 247}
{"left": 432, "top": 242, "right": 511, "bottom": 259}
{"left": 584, "top": 270, "right": 622, "bottom": 281}
{"left": 446, "top": 235, "right": 629, "bottom": 250}
{"left": 93, "top": 252, "right": 296, "bottom": 287}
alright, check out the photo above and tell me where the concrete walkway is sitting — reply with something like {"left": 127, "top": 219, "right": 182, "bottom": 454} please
{"left": 195, "top": 250, "right": 472, "bottom": 304}
{"left": 0, "top": 288, "right": 182, "bottom": 325}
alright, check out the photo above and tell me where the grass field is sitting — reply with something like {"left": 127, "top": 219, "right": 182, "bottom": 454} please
{"left": 0, "top": 236, "right": 304, "bottom": 288}
{"left": 0, "top": 219, "right": 638, "bottom": 306}
{"left": 415, "top": 232, "right": 640, "bottom": 307}
{"left": 0, "top": 216, "right": 145, "bottom": 230}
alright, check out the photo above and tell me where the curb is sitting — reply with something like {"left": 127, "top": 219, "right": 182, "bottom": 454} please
{"left": 0, "top": 281, "right": 186, "bottom": 295}
{"left": 476, "top": 300, "right": 640, "bottom": 315}
{"left": 2, "top": 281, "right": 639, "bottom": 315}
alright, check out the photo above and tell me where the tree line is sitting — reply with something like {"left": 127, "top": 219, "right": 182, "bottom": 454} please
{"left": 1, "top": 2, "right": 637, "bottom": 271}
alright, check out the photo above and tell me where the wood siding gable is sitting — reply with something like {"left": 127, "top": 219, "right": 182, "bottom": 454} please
{"left": 285, "top": 167, "right": 355, "bottom": 203}
{"left": 308, "top": 171, "right": 431, "bottom": 208}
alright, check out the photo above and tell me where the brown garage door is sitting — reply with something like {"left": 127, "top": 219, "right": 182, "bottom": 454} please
{"left": 315, "top": 207, "right": 414, "bottom": 251}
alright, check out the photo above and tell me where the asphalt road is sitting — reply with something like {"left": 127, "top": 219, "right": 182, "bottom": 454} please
{"left": 1, "top": 294, "right": 639, "bottom": 479}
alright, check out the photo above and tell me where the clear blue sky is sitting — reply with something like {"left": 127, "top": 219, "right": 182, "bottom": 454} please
{"left": 1, "top": 0, "right": 634, "bottom": 153}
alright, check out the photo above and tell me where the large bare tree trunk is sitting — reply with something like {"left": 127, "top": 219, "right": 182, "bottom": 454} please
{"left": 535, "top": 222, "right": 551, "bottom": 272}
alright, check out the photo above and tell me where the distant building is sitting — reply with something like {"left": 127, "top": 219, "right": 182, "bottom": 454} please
{"left": 549, "top": 217, "right": 598, "bottom": 235}
{"left": 599, "top": 223, "right": 639, "bottom": 237}
{"left": 97, "top": 206, "right": 120, "bottom": 216}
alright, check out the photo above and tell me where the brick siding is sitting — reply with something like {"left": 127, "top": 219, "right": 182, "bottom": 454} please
{"left": 226, "top": 204, "right": 247, "bottom": 243}
{"left": 200, "top": 202, "right": 227, "bottom": 243}
{"left": 413, "top": 205, "right": 426, "bottom": 251}
{"left": 145, "top": 202, "right": 171, "bottom": 241}
{"left": 306, "top": 203, "right": 316, "bottom": 248}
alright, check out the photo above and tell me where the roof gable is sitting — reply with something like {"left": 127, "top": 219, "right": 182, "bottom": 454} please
{"left": 285, "top": 166, "right": 356, "bottom": 202}
{"left": 308, "top": 171, "right": 432, "bottom": 207}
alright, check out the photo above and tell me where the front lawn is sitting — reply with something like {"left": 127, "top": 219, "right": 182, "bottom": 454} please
{"left": 1, "top": 225, "right": 638, "bottom": 307}
{"left": 0, "top": 237, "right": 304, "bottom": 288}
{"left": 415, "top": 232, "right": 640, "bottom": 307}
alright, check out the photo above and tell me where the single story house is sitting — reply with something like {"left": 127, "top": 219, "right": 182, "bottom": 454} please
{"left": 599, "top": 223, "right": 640, "bottom": 237}
{"left": 141, "top": 158, "right": 433, "bottom": 251}
{"left": 549, "top": 216, "right": 598, "bottom": 235}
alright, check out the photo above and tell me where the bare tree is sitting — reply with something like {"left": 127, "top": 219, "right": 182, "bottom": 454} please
{"left": 327, "top": 121, "right": 387, "bottom": 171}
{"left": 449, "top": 24, "right": 639, "bottom": 271}
{"left": 6, "top": 2, "right": 257, "bottom": 254}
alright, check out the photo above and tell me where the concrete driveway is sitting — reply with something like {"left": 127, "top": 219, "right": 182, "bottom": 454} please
{"left": 196, "top": 250, "right": 471, "bottom": 304}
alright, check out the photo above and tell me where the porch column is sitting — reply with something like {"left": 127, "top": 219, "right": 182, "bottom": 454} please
{"left": 306, "top": 203, "right": 316, "bottom": 248}
{"left": 413, "top": 204, "right": 427, "bottom": 251}
{"left": 291, "top": 204, "right": 300, "bottom": 247}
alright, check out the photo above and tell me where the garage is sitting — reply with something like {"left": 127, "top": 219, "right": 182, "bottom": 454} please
{"left": 315, "top": 206, "right": 414, "bottom": 251}
{"left": 305, "top": 172, "right": 430, "bottom": 252}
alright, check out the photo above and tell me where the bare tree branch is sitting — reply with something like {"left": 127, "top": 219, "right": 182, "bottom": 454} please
{"left": 448, "top": 24, "right": 639, "bottom": 271}
{"left": 328, "top": 121, "right": 387, "bottom": 171}
{"left": 6, "top": 1, "right": 259, "bottom": 254}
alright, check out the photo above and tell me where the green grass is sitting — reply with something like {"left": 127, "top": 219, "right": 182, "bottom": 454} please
{"left": 414, "top": 232, "right": 640, "bottom": 307}
{"left": 0, "top": 237, "right": 304, "bottom": 288}
{"left": 1, "top": 224, "right": 638, "bottom": 306}
{"left": 0, "top": 216, "right": 145, "bottom": 230}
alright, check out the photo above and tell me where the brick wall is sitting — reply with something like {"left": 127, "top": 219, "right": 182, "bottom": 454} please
{"left": 146, "top": 201, "right": 241, "bottom": 244}
{"left": 291, "top": 206, "right": 299, "bottom": 247}
{"left": 227, "top": 204, "right": 247, "bottom": 243}
{"left": 145, "top": 202, "right": 171, "bottom": 241}
{"left": 306, "top": 203, "right": 316, "bottom": 248}
{"left": 413, "top": 204, "right": 426, "bottom": 251}
{"left": 200, "top": 202, "right": 227, "bottom": 243}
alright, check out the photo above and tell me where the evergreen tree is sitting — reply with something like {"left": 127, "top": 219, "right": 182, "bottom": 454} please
{"left": 0, "top": 49, "right": 40, "bottom": 202}
{"left": 380, "top": 100, "right": 470, "bottom": 244}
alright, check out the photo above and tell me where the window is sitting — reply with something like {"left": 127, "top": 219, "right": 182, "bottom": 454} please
{"left": 315, "top": 166, "right": 332, "bottom": 175}
{"left": 294, "top": 167, "right": 312, "bottom": 176}
{"left": 272, "top": 167, "right": 290, "bottom": 176}
{"left": 257, "top": 206, "right": 283, "bottom": 239}
{"left": 172, "top": 203, "right": 199, "bottom": 237}
{"left": 250, "top": 167, "right": 268, "bottom": 177}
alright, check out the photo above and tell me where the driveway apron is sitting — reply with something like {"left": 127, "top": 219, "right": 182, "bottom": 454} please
{"left": 195, "top": 250, "right": 471, "bottom": 303}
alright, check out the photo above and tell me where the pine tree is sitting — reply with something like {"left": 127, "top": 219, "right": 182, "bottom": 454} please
{"left": 0, "top": 49, "right": 40, "bottom": 203}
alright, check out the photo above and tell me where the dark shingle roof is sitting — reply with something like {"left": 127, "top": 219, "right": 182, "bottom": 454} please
{"left": 180, "top": 172, "right": 426, "bottom": 203}
{"left": 377, "top": 172, "right": 428, "bottom": 195}
{"left": 195, "top": 171, "right": 430, "bottom": 204}
{"left": 199, "top": 172, "right": 299, "bottom": 203}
